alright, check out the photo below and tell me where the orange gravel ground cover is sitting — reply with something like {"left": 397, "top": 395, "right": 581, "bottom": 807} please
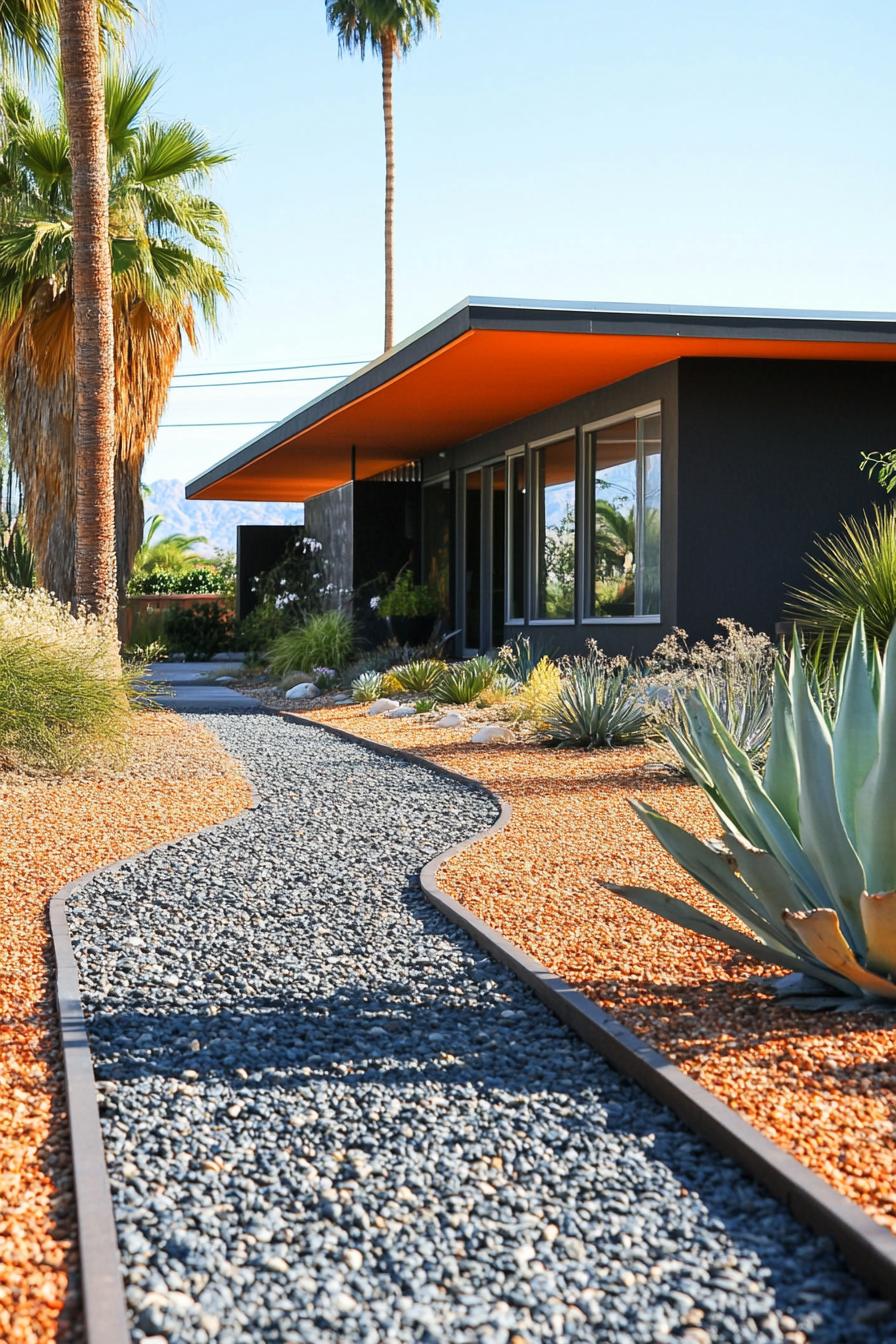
{"left": 310, "top": 704, "right": 896, "bottom": 1235}
{"left": 0, "top": 712, "right": 251, "bottom": 1344}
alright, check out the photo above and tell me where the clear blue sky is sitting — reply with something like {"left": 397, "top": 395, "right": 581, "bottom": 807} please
{"left": 139, "top": 0, "right": 896, "bottom": 482}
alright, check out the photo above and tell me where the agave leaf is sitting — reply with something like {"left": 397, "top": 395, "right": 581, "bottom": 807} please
{"left": 763, "top": 663, "right": 800, "bottom": 838}
{"left": 606, "top": 883, "right": 854, "bottom": 991}
{"left": 762, "top": 662, "right": 800, "bottom": 834}
{"left": 788, "top": 637, "right": 866, "bottom": 952}
{"left": 684, "top": 696, "right": 829, "bottom": 906}
{"left": 632, "top": 802, "right": 805, "bottom": 952}
{"left": 721, "top": 831, "right": 815, "bottom": 956}
{"left": 783, "top": 908, "right": 896, "bottom": 999}
{"left": 860, "top": 890, "right": 896, "bottom": 977}
{"left": 831, "top": 613, "right": 878, "bottom": 847}
{"left": 855, "top": 624, "right": 896, "bottom": 894}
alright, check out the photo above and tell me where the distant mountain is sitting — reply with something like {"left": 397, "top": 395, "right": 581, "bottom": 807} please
{"left": 143, "top": 479, "right": 304, "bottom": 556}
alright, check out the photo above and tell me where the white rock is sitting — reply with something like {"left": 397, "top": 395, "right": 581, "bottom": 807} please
{"left": 285, "top": 682, "right": 320, "bottom": 700}
{"left": 433, "top": 711, "right": 464, "bottom": 728}
{"left": 368, "top": 698, "right": 400, "bottom": 715}
{"left": 386, "top": 705, "right": 416, "bottom": 718}
{"left": 343, "top": 1248, "right": 364, "bottom": 1271}
{"left": 471, "top": 723, "right": 513, "bottom": 744}
{"left": 214, "top": 675, "right": 235, "bottom": 684}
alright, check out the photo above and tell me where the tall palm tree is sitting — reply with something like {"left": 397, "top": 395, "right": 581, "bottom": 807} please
{"left": 0, "top": 65, "right": 231, "bottom": 602}
{"left": 325, "top": 0, "right": 439, "bottom": 351}
{"left": 0, "top": 0, "right": 135, "bottom": 614}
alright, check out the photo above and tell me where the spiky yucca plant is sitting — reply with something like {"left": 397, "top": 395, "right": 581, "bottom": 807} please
{"left": 351, "top": 669, "right": 385, "bottom": 703}
{"left": 784, "top": 505, "right": 896, "bottom": 653}
{"left": 540, "top": 662, "right": 649, "bottom": 750}
{"left": 610, "top": 614, "right": 896, "bottom": 1006}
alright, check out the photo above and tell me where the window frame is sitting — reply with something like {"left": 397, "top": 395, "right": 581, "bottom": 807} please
{"left": 581, "top": 400, "right": 663, "bottom": 626}
{"left": 529, "top": 428, "right": 578, "bottom": 626}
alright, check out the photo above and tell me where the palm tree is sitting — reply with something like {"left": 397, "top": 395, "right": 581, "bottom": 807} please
{"left": 0, "top": 65, "right": 231, "bottom": 603}
{"left": 325, "top": 0, "right": 439, "bottom": 351}
{"left": 132, "top": 513, "right": 208, "bottom": 577}
{"left": 0, "top": 0, "right": 135, "bottom": 614}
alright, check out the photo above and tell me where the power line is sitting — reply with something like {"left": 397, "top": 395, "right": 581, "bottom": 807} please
{"left": 172, "top": 358, "right": 369, "bottom": 379}
{"left": 171, "top": 373, "right": 351, "bottom": 390}
{"left": 158, "top": 420, "right": 277, "bottom": 428}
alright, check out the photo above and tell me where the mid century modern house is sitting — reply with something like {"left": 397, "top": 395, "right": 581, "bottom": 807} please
{"left": 186, "top": 298, "right": 896, "bottom": 656}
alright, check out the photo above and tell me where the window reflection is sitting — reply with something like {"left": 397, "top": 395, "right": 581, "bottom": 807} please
{"left": 535, "top": 435, "right": 576, "bottom": 619}
{"left": 589, "top": 411, "right": 661, "bottom": 617}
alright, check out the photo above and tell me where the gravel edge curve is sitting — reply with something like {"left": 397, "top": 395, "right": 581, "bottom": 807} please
{"left": 50, "top": 705, "right": 896, "bottom": 1344}
{"left": 289, "top": 710, "right": 896, "bottom": 1306}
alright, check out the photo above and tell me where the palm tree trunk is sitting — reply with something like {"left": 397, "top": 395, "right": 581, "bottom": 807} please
{"left": 58, "top": 0, "right": 117, "bottom": 615}
{"left": 381, "top": 32, "right": 395, "bottom": 352}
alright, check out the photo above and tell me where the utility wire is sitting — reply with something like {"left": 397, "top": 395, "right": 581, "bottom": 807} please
{"left": 159, "top": 420, "right": 277, "bottom": 428}
{"left": 172, "top": 358, "right": 369, "bottom": 379}
{"left": 171, "top": 373, "right": 350, "bottom": 390}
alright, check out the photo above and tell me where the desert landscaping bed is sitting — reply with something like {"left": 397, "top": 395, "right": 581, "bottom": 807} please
{"left": 303, "top": 701, "right": 896, "bottom": 1235}
{"left": 0, "top": 712, "right": 250, "bottom": 1344}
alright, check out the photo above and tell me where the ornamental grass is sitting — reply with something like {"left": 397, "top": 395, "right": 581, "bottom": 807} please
{"left": 0, "top": 589, "right": 132, "bottom": 772}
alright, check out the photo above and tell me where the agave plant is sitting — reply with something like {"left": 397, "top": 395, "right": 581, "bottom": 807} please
{"left": 436, "top": 656, "right": 499, "bottom": 705}
{"left": 609, "top": 614, "right": 896, "bottom": 1006}
{"left": 541, "top": 662, "right": 650, "bottom": 749}
{"left": 386, "top": 658, "right": 448, "bottom": 693}
{"left": 351, "top": 670, "right": 385, "bottom": 704}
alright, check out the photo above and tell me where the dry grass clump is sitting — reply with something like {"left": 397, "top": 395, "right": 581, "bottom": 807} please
{"left": 0, "top": 589, "right": 132, "bottom": 771}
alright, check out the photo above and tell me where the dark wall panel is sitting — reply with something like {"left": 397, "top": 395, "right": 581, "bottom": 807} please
{"left": 677, "top": 359, "right": 891, "bottom": 640}
{"left": 305, "top": 483, "right": 354, "bottom": 608}
{"left": 236, "top": 524, "right": 303, "bottom": 620}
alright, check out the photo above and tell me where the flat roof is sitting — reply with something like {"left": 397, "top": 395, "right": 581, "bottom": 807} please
{"left": 186, "top": 296, "right": 896, "bottom": 502}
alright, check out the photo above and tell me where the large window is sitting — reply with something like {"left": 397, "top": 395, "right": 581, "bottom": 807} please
{"left": 506, "top": 452, "right": 526, "bottom": 622}
{"left": 422, "top": 477, "right": 451, "bottom": 617}
{"left": 587, "top": 408, "right": 661, "bottom": 618}
{"left": 534, "top": 434, "right": 576, "bottom": 620}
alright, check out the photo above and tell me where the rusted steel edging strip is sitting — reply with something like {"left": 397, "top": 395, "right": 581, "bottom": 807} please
{"left": 290, "top": 709, "right": 896, "bottom": 1304}
{"left": 49, "top": 775, "right": 260, "bottom": 1344}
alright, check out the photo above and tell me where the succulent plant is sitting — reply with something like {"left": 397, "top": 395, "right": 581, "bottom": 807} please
{"left": 609, "top": 614, "right": 896, "bottom": 1006}
{"left": 435, "top": 656, "right": 499, "bottom": 705}
{"left": 351, "top": 669, "right": 385, "bottom": 703}
{"left": 540, "top": 663, "right": 650, "bottom": 749}
{"left": 386, "top": 658, "right": 448, "bottom": 693}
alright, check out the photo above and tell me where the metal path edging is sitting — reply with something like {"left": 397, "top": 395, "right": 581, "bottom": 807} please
{"left": 49, "top": 778, "right": 260, "bottom": 1344}
{"left": 289, "top": 709, "right": 896, "bottom": 1304}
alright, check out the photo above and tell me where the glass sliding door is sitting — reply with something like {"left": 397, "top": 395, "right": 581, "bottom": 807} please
{"left": 587, "top": 408, "right": 661, "bottom": 618}
{"left": 490, "top": 464, "right": 506, "bottom": 645}
{"left": 463, "top": 470, "right": 482, "bottom": 653}
{"left": 422, "top": 476, "right": 451, "bottom": 619}
{"left": 506, "top": 452, "right": 526, "bottom": 623}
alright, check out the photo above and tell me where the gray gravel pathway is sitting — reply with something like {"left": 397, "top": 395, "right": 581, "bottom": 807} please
{"left": 68, "top": 710, "right": 896, "bottom": 1344}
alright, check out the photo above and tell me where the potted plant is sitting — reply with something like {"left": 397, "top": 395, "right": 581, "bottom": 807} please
{"left": 377, "top": 570, "right": 439, "bottom": 647}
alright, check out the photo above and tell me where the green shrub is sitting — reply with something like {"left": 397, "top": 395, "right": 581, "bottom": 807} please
{"left": 236, "top": 602, "right": 293, "bottom": 658}
{"left": 610, "top": 615, "right": 896, "bottom": 1007}
{"left": 0, "top": 589, "right": 131, "bottom": 771}
{"left": 414, "top": 697, "right": 435, "bottom": 713}
{"left": 352, "top": 669, "right": 385, "bottom": 703}
{"left": 539, "top": 661, "right": 649, "bottom": 749}
{"left": 378, "top": 570, "right": 439, "bottom": 618}
{"left": 436, "top": 656, "right": 499, "bottom": 705}
{"left": 164, "top": 602, "right": 234, "bottom": 661}
{"left": 384, "top": 658, "right": 447, "bottom": 693}
{"left": 129, "top": 566, "right": 222, "bottom": 596}
{"left": 268, "top": 610, "right": 356, "bottom": 677}
{"left": 784, "top": 504, "right": 896, "bottom": 653}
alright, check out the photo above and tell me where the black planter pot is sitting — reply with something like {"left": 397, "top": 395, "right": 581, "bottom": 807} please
{"left": 388, "top": 614, "right": 435, "bottom": 648}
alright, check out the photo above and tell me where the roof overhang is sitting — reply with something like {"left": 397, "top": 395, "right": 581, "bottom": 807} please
{"left": 186, "top": 297, "right": 896, "bottom": 502}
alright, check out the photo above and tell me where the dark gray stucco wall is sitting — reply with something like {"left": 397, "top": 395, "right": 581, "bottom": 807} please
{"left": 676, "top": 358, "right": 891, "bottom": 640}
